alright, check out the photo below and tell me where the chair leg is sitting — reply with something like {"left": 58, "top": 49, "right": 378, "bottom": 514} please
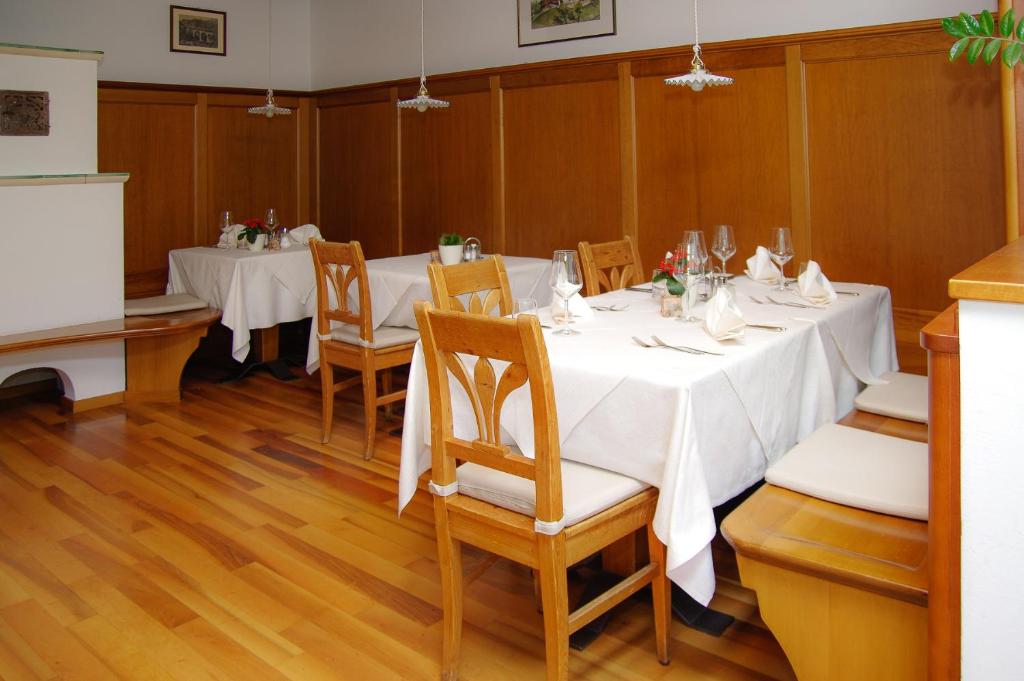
{"left": 537, "top": 534, "right": 569, "bottom": 681}
{"left": 362, "top": 363, "right": 377, "bottom": 460}
{"left": 532, "top": 569, "right": 543, "bottom": 613}
{"left": 319, "top": 362, "right": 334, "bottom": 444}
{"left": 647, "top": 523, "right": 671, "bottom": 665}
{"left": 434, "top": 499, "right": 463, "bottom": 681}
{"left": 382, "top": 368, "right": 394, "bottom": 421}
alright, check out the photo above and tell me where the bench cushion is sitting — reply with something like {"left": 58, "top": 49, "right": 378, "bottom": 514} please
{"left": 766, "top": 423, "right": 928, "bottom": 521}
{"left": 457, "top": 458, "right": 649, "bottom": 528}
{"left": 854, "top": 371, "right": 928, "bottom": 423}
{"left": 125, "top": 294, "right": 208, "bottom": 317}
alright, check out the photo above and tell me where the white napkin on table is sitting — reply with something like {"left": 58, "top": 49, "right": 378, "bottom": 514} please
{"left": 549, "top": 293, "right": 594, "bottom": 320}
{"left": 797, "top": 260, "right": 837, "bottom": 305}
{"left": 216, "top": 224, "right": 243, "bottom": 248}
{"left": 704, "top": 287, "right": 746, "bottom": 341}
{"left": 744, "top": 246, "right": 782, "bottom": 284}
{"left": 288, "top": 224, "right": 323, "bottom": 245}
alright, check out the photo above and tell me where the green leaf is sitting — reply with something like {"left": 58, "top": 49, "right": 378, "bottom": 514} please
{"left": 961, "top": 12, "right": 982, "bottom": 35}
{"left": 1017, "top": 17, "right": 1024, "bottom": 40}
{"left": 949, "top": 36, "right": 971, "bottom": 61}
{"left": 1004, "top": 41, "right": 1023, "bottom": 68}
{"left": 980, "top": 10, "right": 996, "bottom": 35}
{"left": 966, "top": 37, "right": 987, "bottom": 63}
{"left": 983, "top": 38, "right": 1002, "bottom": 64}
{"left": 943, "top": 16, "right": 967, "bottom": 37}
{"left": 1000, "top": 9, "right": 1015, "bottom": 37}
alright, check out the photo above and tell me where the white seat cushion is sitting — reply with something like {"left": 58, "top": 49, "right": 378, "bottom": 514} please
{"left": 766, "top": 423, "right": 928, "bottom": 521}
{"left": 329, "top": 324, "right": 419, "bottom": 349}
{"left": 124, "top": 293, "right": 208, "bottom": 316}
{"left": 456, "top": 458, "right": 649, "bottom": 528}
{"left": 854, "top": 371, "right": 928, "bottom": 423}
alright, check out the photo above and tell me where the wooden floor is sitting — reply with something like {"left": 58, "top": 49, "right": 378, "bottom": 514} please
{"left": 0, "top": 365, "right": 920, "bottom": 680}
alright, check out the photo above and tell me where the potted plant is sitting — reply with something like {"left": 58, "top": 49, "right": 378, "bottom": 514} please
{"left": 238, "top": 218, "right": 270, "bottom": 251}
{"left": 439, "top": 233, "right": 465, "bottom": 265}
{"left": 653, "top": 251, "right": 685, "bottom": 297}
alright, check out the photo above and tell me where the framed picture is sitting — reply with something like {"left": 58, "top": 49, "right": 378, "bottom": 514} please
{"left": 170, "top": 5, "right": 227, "bottom": 56}
{"left": 518, "top": 0, "right": 616, "bottom": 47}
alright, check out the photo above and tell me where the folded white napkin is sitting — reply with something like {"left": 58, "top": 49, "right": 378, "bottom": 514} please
{"left": 744, "top": 246, "right": 782, "bottom": 284}
{"left": 550, "top": 293, "right": 594, "bottom": 320}
{"left": 288, "top": 224, "right": 323, "bottom": 245}
{"left": 797, "top": 260, "right": 837, "bottom": 305}
{"left": 216, "top": 224, "right": 243, "bottom": 248}
{"left": 704, "top": 287, "right": 746, "bottom": 341}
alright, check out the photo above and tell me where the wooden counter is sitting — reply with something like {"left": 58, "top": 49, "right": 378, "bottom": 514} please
{"left": 949, "top": 236, "right": 1024, "bottom": 303}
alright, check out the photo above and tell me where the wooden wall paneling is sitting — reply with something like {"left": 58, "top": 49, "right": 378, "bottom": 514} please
{"left": 503, "top": 77, "right": 622, "bottom": 257}
{"left": 317, "top": 95, "right": 398, "bottom": 258}
{"left": 297, "top": 97, "right": 315, "bottom": 225}
{"left": 803, "top": 36, "right": 1004, "bottom": 317}
{"left": 400, "top": 89, "right": 494, "bottom": 256}
{"left": 205, "top": 93, "right": 301, "bottom": 246}
{"left": 618, "top": 62, "right": 639, "bottom": 251}
{"left": 391, "top": 86, "right": 403, "bottom": 255}
{"left": 98, "top": 89, "right": 198, "bottom": 299}
{"left": 195, "top": 92, "right": 208, "bottom": 250}
{"left": 491, "top": 75, "right": 507, "bottom": 254}
{"left": 786, "top": 45, "right": 812, "bottom": 267}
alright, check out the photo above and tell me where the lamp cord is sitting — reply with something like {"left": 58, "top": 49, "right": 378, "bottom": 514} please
{"left": 419, "top": 0, "right": 426, "bottom": 88}
{"left": 267, "top": 0, "right": 273, "bottom": 90}
{"left": 693, "top": 0, "right": 699, "bottom": 48}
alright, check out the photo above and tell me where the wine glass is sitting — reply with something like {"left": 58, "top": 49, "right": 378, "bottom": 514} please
{"left": 265, "top": 208, "right": 278, "bottom": 232}
{"left": 549, "top": 250, "right": 583, "bottom": 336}
{"left": 672, "top": 240, "right": 703, "bottom": 322}
{"left": 683, "top": 229, "right": 709, "bottom": 299}
{"left": 219, "top": 210, "right": 234, "bottom": 247}
{"left": 711, "top": 224, "right": 736, "bottom": 274}
{"left": 769, "top": 227, "right": 795, "bottom": 291}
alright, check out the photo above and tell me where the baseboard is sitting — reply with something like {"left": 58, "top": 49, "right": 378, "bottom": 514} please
{"left": 60, "top": 391, "right": 125, "bottom": 413}
{"left": 124, "top": 388, "right": 180, "bottom": 403}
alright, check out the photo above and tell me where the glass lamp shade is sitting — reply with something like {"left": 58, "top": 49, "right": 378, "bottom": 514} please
{"left": 664, "top": 67, "right": 734, "bottom": 92}
{"left": 247, "top": 89, "right": 292, "bottom": 118}
{"left": 397, "top": 84, "right": 450, "bottom": 112}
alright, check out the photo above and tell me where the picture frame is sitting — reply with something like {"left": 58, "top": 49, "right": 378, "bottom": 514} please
{"left": 517, "top": 0, "right": 616, "bottom": 47}
{"left": 170, "top": 5, "right": 227, "bottom": 56}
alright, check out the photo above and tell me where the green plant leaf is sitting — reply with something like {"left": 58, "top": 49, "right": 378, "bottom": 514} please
{"left": 943, "top": 16, "right": 967, "bottom": 37}
{"left": 983, "top": 38, "right": 1002, "bottom": 64}
{"left": 949, "top": 36, "right": 971, "bottom": 61}
{"left": 966, "top": 37, "right": 987, "bottom": 63}
{"left": 980, "top": 10, "right": 995, "bottom": 35}
{"left": 1017, "top": 17, "right": 1024, "bottom": 40}
{"left": 1000, "top": 9, "right": 1015, "bottom": 37}
{"left": 1004, "top": 41, "right": 1023, "bottom": 67}
{"left": 961, "top": 12, "right": 981, "bottom": 35}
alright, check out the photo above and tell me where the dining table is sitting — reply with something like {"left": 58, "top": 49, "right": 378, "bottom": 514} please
{"left": 397, "top": 275, "right": 898, "bottom": 606}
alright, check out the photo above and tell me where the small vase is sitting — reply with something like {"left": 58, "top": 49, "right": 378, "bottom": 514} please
{"left": 439, "top": 244, "right": 463, "bottom": 265}
{"left": 249, "top": 234, "right": 267, "bottom": 251}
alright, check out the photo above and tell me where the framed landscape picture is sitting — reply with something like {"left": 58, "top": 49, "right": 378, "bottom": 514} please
{"left": 518, "top": 0, "right": 616, "bottom": 47}
{"left": 170, "top": 5, "right": 227, "bottom": 56}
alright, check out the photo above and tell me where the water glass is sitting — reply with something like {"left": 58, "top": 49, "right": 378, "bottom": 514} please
{"left": 513, "top": 297, "right": 538, "bottom": 318}
{"left": 711, "top": 224, "right": 736, "bottom": 274}
{"left": 549, "top": 250, "right": 583, "bottom": 336}
{"left": 770, "top": 227, "right": 795, "bottom": 291}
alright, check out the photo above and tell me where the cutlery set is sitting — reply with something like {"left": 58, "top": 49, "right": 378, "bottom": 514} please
{"left": 631, "top": 336, "right": 724, "bottom": 356}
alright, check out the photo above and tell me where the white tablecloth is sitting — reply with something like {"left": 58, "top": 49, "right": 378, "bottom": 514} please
{"left": 304, "top": 254, "right": 554, "bottom": 372}
{"left": 168, "top": 246, "right": 317, "bottom": 362}
{"left": 397, "top": 276, "right": 898, "bottom": 604}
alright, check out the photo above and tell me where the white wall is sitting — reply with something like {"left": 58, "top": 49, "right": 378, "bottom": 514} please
{"left": 0, "top": 0, "right": 311, "bottom": 90}
{"left": 310, "top": 0, "right": 996, "bottom": 89}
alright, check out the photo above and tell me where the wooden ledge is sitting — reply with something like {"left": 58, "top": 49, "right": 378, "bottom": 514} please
{"left": 0, "top": 42, "right": 104, "bottom": 61}
{"left": 0, "top": 308, "right": 221, "bottom": 355}
{"left": 0, "top": 173, "right": 130, "bottom": 187}
{"left": 949, "top": 237, "right": 1024, "bottom": 304}
{"left": 721, "top": 484, "right": 928, "bottom": 606}
{"left": 920, "top": 303, "right": 959, "bottom": 354}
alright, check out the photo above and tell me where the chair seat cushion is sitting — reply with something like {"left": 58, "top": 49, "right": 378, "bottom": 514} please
{"left": 330, "top": 324, "right": 419, "bottom": 349}
{"left": 124, "top": 293, "right": 208, "bottom": 316}
{"left": 456, "top": 458, "right": 649, "bottom": 528}
{"left": 854, "top": 371, "right": 928, "bottom": 423}
{"left": 765, "top": 423, "right": 928, "bottom": 521}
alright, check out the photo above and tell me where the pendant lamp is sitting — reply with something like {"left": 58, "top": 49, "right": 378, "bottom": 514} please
{"left": 248, "top": 0, "right": 292, "bottom": 118}
{"left": 665, "top": 0, "right": 733, "bottom": 92}
{"left": 397, "top": 0, "right": 449, "bottom": 112}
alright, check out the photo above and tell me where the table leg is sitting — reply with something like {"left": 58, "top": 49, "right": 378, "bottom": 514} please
{"left": 252, "top": 327, "right": 280, "bottom": 362}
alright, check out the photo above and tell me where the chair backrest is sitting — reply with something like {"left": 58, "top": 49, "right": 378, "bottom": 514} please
{"left": 414, "top": 301, "right": 563, "bottom": 526}
{"left": 578, "top": 235, "right": 643, "bottom": 296}
{"left": 309, "top": 239, "right": 373, "bottom": 344}
{"left": 427, "top": 255, "right": 513, "bottom": 317}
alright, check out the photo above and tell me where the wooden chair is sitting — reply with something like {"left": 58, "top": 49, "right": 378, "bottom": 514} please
{"left": 427, "top": 255, "right": 513, "bottom": 316}
{"left": 310, "top": 240, "right": 418, "bottom": 459}
{"left": 414, "top": 301, "right": 670, "bottom": 681}
{"left": 577, "top": 235, "right": 644, "bottom": 296}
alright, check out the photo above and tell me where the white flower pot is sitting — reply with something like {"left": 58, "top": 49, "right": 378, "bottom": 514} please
{"left": 439, "top": 244, "right": 463, "bottom": 265}
{"left": 249, "top": 234, "right": 267, "bottom": 251}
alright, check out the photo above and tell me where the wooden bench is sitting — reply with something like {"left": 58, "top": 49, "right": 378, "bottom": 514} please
{"left": 0, "top": 307, "right": 220, "bottom": 409}
{"left": 721, "top": 461, "right": 928, "bottom": 681}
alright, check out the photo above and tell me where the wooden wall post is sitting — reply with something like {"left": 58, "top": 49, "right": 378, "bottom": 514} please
{"left": 785, "top": 45, "right": 812, "bottom": 264}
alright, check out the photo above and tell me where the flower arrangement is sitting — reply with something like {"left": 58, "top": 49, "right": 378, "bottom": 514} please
{"left": 653, "top": 251, "right": 685, "bottom": 295}
{"left": 238, "top": 218, "right": 271, "bottom": 244}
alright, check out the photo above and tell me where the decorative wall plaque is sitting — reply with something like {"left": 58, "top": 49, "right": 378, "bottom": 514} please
{"left": 0, "top": 90, "right": 50, "bottom": 136}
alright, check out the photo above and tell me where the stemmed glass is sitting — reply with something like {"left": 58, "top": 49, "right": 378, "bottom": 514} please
{"left": 683, "top": 229, "right": 709, "bottom": 299}
{"left": 673, "top": 239, "right": 703, "bottom": 322}
{"left": 769, "top": 227, "right": 795, "bottom": 291}
{"left": 549, "top": 250, "right": 583, "bottom": 336}
{"left": 265, "top": 208, "right": 278, "bottom": 234}
{"left": 219, "top": 210, "right": 234, "bottom": 246}
{"left": 711, "top": 224, "right": 736, "bottom": 274}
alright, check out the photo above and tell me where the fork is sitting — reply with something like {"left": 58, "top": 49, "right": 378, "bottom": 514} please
{"left": 766, "top": 295, "right": 820, "bottom": 309}
{"left": 632, "top": 336, "right": 701, "bottom": 354}
{"left": 592, "top": 303, "right": 629, "bottom": 312}
{"left": 651, "top": 336, "right": 724, "bottom": 356}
